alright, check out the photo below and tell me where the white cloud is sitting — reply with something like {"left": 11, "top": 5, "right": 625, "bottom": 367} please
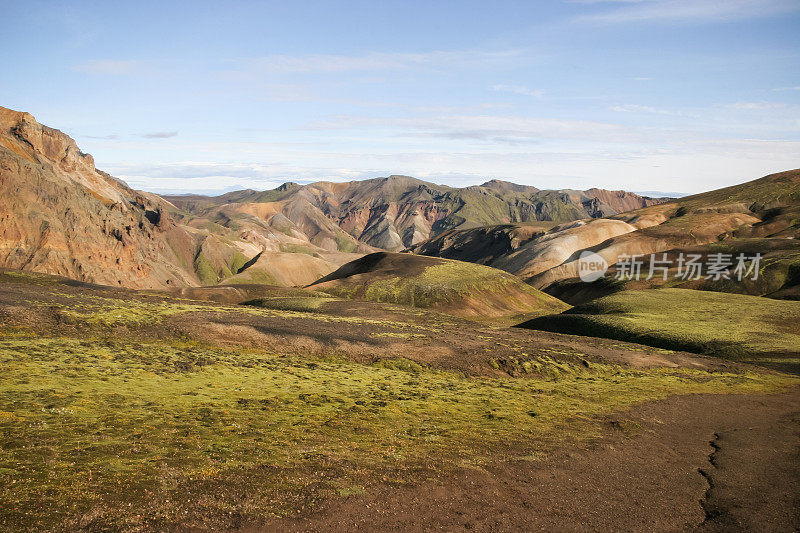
{"left": 723, "top": 101, "right": 789, "bottom": 110}
{"left": 610, "top": 103, "right": 689, "bottom": 116}
{"left": 141, "top": 131, "right": 178, "bottom": 139}
{"left": 577, "top": 0, "right": 800, "bottom": 24}
{"left": 109, "top": 136, "right": 800, "bottom": 196}
{"left": 72, "top": 59, "right": 141, "bottom": 75}
{"left": 773, "top": 86, "right": 800, "bottom": 91}
{"left": 220, "top": 49, "right": 525, "bottom": 78}
{"left": 304, "top": 114, "right": 630, "bottom": 143}
{"left": 491, "top": 84, "right": 545, "bottom": 98}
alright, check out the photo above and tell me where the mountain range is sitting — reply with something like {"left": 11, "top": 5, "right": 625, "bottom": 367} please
{"left": 412, "top": 169, "right": 800, "bottom": 302}
{"left": 0, "top": 105, "right": 664, "bottom": 289}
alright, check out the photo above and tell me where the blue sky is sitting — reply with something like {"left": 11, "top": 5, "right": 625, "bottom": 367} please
{"left": 2, "top": 0, "right": 799, "bottom": 195}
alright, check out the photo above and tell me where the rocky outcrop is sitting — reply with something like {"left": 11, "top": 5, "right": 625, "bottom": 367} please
{"left": 0, "top": 106, "right": 360, "bottom": 288}
{"left": 0, "top": 106, "right": 200, "bottom": 288}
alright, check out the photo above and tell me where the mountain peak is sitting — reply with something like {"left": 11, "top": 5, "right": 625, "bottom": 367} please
{"left": 479, "top": 179, "right": 540, "bottom": 193}
{"left": 0, "top": 105, "right": 132, "bottom": 205}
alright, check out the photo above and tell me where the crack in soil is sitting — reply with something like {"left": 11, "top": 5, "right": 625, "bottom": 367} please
{"left": 698, "top": 432, "right": 722, "bottom": 524}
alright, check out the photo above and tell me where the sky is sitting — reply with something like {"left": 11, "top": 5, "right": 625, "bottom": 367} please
{"left": 2, "top": 0, "right": 799, "bottom": 195}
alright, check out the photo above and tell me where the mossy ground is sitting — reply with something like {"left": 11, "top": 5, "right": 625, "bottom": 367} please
{"left": 279, "top": 244, "right": 320, "bottom": 257}
{"left": 2, "top": 273, "right": 799, "bottom": 529}
{"left": 0, "top": 335, "right": 795, "bottom": 530}
{"left": 243, "top": 296, "right": 338, "bottom": 313}
{"left": 221, "top": 270, "right": 279, "bottom": 286}
{"left": 522, "top": 288, "right": 800, "bottom": 372}
{"left": 320, "top": 258, "right": 563, "bottom": 315}
{"left": 360, "top": 261, "right": 516, "bottom": 307}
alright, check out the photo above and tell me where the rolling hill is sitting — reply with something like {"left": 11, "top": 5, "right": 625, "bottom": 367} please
{"left": 308, "top": 252, "right": 569, "bottom": 321}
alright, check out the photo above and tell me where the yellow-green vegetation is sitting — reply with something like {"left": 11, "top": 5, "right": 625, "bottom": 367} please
{"left": 243, "top": 296, "right": 337, "bottom": 313}
{"left": 0, "top": 270, "right": 61, "bottom": 286}
{"left": 221, "top": 270, "right": 278, "bottom": 285}
{"left": 55, "top": 298, "right": 219, "bottom": 327}
{"left": 362, "top": 261, "right": 508, "bottom": 306}
{"left": 279, "top": 244, "right": 319, "bottom": 257}
{"left": 522, "top": 288, "right": 800, "bottom": 370}
{"left": 334, "top": 229, "right": 358, "bottom": 253}
{"left": 41, "top": 292, "right": 431, "bottom": 330}
{"left": 680, "top": 168, "right": 800, "bottom": 207}
{"left": 0, "top": 336, "right": 795, "bottom": 530}
{"left": 227, "top": 252, "right": 250, "bottom": 275}
{"left": 193, "top": 253, "right": 219, "bottom": 286}
{"left": 370, "top": 332, "right": 428, "bottom": 339}
{"left": 322, "top": 259, "right": 561, "bottom": 312}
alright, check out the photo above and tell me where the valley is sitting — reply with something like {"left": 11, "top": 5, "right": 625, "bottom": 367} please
{"left": 0, "top": 106, "right": 798, "bottom": 531}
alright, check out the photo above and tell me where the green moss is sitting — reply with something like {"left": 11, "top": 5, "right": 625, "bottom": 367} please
{"left": 201, "top": 221, "right": 228, "bottom": 234}
{"left": 0, "top": 336, "right": 794, "bottom": 529}
{"left": 41, "top": 292, "right": 424, "bottom": 330}
{"left": 279, "top": 244, "right": 319, "bottom": 256}
{"left": 324, "top": 259, "right": 553, "bottom": 310}
{"left": 57, "top": 300, "right": 213, "bottom": 327}
{"left": 193, "top": 253, "right": 218, "bottom": 286}
{"left": 336, "top": 485, "right": 366, "bottom": 497}
{"left": 374, "top": 357, "right": 425, "bottom": 373}
{"left": 243, "top": 296, "right": 335, "bottom": 313}
{"left": 0, "top": 270, "right": 59, "bottom": 286}
{"left": 334, "top": 230, "right": 358, "bottom": 253}
{"left": 165, "top": 235, "right": 191, "bottom": 271}
{"left": 523, "top": 288, "right": 800, "bottom": 370}
{"left": 227, "top": 252, "right": 250, "bottom": 275}
{"left": 223, "top": 270, "right": 278, "bottom": 285}
{"left": 218, "top": 265, "right": 233, "bottom": 280}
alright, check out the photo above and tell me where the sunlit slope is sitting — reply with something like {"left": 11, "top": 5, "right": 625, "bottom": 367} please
{"left": 309, "top": 252, "right": 569, "bottom": 320}
{"left": 518, "top": 288, "right": 800, "bottom": 373}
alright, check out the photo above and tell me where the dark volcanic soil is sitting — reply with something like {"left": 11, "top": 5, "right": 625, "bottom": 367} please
{"left": 259, "top": 388, "right": 800, "bottom": 532}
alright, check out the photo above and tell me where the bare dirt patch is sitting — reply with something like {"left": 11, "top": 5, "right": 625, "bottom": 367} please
{"left": 260, "top": 388, "right": 800, "bottom": 532}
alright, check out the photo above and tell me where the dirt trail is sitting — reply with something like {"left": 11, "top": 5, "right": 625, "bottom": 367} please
{"left": 257, "top": 388, "right": 800, "bottom": 532}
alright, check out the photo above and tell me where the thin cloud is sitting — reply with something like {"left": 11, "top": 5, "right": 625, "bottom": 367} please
{"left": 723, "top": 101, "right": 788, "bottom": 110}
{"left": 304, "top": 114, "right": 630, "bottom": 143}
{"left": 610, "top": 104, "right": 694, "bottom": 116}
{"left": 82, "top": 134, "right": 119, "bottom": 140}
{"left": 491, "top": 84, "right": 545, "bottom": 98}
{"left": 72, "top": 59, "right": 141, "bottom": 75}
{"left": 141, "top": 131, "right": 178, "bottom": 139}
{"left": 576, "top": 0, "right": 800, "bottom": 24}
{"left": 220, "top": 49, "right": 526, "bottom": 78}
{"left": 772, "top": 86, "right": 800, "bottom": 91}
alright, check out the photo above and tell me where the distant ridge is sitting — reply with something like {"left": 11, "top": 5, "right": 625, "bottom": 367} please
{"left": 167, "top": 174, "right": 664, "bottom": 252}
